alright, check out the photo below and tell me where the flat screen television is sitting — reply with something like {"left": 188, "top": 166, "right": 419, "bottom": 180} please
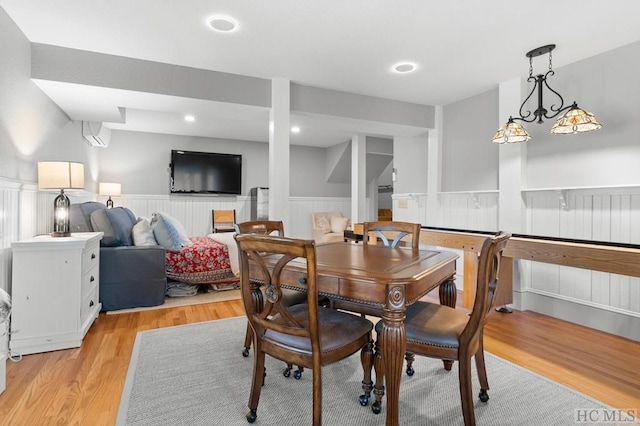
{"left": 170, "top": 150, "right": 242, "bottom": 195}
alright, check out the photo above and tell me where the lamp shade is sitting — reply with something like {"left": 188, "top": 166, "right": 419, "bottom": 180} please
{"left": 492, "top": 118, "right": 531, "bottom": 144}
{"left": 550, "top": 105, "right": 602, "bottom": 135}
{"left": 38, "top": 161, "right": 85, "bottom": 190}
{"left": 99, "top": 182, "right": 122, "bottom": 197}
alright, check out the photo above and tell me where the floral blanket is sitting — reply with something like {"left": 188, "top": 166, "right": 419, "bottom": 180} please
{"left": 165, "top": 237, "right": 238, "bottom": 285}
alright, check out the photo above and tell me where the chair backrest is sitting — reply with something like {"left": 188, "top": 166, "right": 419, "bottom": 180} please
{"left": 235, "top": 234, "right": 320, "bottom": 355}
{"left": 461, "top": 231, "right": 511, "bottom": 344}
{"left": 235, "top": 220, "right": 284, "bottom": 237}
{"left": 212, "top": 209, "right": 236, "bottom": 232}
{"left": 363, "top": 221, "right": 421, "bottom": 251}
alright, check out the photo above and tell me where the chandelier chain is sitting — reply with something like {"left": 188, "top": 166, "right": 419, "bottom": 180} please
{"left": 529, "top": 57, "right": 533, "bottom": 78}
{"left": 548, "top": 50, "right": 553, "bottom": 72}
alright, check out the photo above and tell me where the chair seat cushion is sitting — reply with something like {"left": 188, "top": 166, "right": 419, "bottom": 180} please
{"left": 375, "top": 301, "right": 469, "bottom": 349}
{"left": 265, "top": 305, "right": 372, "bottom": 355}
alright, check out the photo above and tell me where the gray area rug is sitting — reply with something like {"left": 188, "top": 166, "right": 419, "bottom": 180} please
{"left": 117, "top": 317, "right": 621, "bottom": 425}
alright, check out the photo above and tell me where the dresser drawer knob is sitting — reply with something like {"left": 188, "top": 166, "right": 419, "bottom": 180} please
{"left": 298, "top": 277, "right": 307, "bottom": 285}
{"left": 89, "top": 300, "right": 94, "bottom": 307}
{"left": 90, "top": 276, "right": 95, "bottom": 282}
{"left": 91, "top": 253, "right": 96, "bottom": 259}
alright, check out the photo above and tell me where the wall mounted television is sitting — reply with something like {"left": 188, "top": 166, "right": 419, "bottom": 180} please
{"left": 170, "top": 150, "right": 242, "bottom": 195}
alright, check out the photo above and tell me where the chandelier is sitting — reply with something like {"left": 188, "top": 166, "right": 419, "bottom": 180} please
{"left": 492, "top": 44, "right": 602, "bottom": 144}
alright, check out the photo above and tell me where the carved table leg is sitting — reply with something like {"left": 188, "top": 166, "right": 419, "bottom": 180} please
{"left": 439, "top": 275, "right": 456, "bottom": 371}
{"left": 380, "top": 286, "right": 406, "bottom": 426}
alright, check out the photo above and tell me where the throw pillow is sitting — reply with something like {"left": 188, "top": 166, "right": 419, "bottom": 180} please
{"left": 151, "top": 212, "right": 193, "bottom": 252}
{"left": 330, "top": 216, "right": 350, "bottom": 233}
{"left": 90, "top": 207, "right": 137, "bottom": 247}
{"left": 132, "top": 218, "right": 158, "bottom": 246}
{"left": 315, "top": 215, "right": 331, "bottom": 234}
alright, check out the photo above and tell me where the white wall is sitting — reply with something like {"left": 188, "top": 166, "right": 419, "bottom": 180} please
{"left": 99, "top": 130, "right": 352, "bottom": 197}
{"left": 0, "top": 8, "right": 99, "bottom": 295}
{"left": 393, "top": 134, "right": 429, "bottom": 194}
{"left": 526, "top": 41, "right": 640, "bottom": 189}
{"left": 442, "top": 88, "right": 499, "bottom": 192}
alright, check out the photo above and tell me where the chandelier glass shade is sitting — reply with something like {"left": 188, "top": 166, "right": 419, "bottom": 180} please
{"left": 492, "top": 118, "right": 531, "bottom": 144}
{"left": 493, "top": 44, "right": 602, "bottom": 144}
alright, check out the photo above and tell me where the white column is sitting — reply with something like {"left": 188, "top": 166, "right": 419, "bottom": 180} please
{"left": 269, "top": 78, "right": 291, "bottom": 229}
{"left": 498, "top": 77, "right": 527, "bottom": 234}
{"left": 425, "top": 106, "right": 443, "bottom": 226}
{"left": 351, "top": 134, "right": 367, "bottom": 224}
{"left": 498, "top": 77, "right": 527, "bottom": 307}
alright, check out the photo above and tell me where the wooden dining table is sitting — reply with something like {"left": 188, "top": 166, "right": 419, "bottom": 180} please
{"left": 251, "top": 242, "right": 458, "bottom": 426}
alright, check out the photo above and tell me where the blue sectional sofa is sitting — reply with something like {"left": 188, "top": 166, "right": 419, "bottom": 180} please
{"left": 70, "top": 202, "right": 166, "bottom": 311}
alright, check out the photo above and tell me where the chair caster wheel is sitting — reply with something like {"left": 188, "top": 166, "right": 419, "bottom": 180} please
{"left": 242, "top": 348, "right": 250, "bottom": 357}
{"left": 246, "top": 409, "right": 257, "bottom": 423}
{"left": 372, "top": 401, "right": 382, "bottom": 414}
{"left": 359, "top": 394, "right": 370, "bottom": 406}
{"left": 294, "top": 368, "right": 303, "bottom": 380}
{"left": 283, "top": 367, "right": 291, "bottom": 378}
{"left": 406, "top": 366, "right": 414, "bottom": 376}
{"left": 479, "top": 389, "right": 489, "bottom": 402}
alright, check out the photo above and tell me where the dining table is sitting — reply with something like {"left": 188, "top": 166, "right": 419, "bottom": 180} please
{"left": 249, "top": 241, "right": 458, "bottom": 426}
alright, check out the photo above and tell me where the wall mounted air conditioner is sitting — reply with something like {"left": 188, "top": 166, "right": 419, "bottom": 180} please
{"left": 82, "top": 121, "right": 111, "bottom": 148}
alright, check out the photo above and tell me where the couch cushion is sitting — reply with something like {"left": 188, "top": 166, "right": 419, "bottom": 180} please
{"left": 151, "top": 212, "right": 193, "bottom": 252}
{"left": 330, "top": 216, "right": 350, "bottom": 233}
{"left": 70, "top": 202, "right": 105, "bottom": 232}
{"left": 90, "top": 207, "right": 137, "bottom": 247}
{"left": 314, "top": 215, "right": 331, "bottom": 234}
{"left": 132, "top": 218, "right": 158, "bottom": 246}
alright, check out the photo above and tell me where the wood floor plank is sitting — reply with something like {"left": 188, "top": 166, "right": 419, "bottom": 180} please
{"left": 0, "top": 298, "right": 638, "bottom": 425}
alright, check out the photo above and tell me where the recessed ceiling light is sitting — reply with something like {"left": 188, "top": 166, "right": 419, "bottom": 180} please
{"left": 184, "top": 115, "right": 195, "bottom": 122}
{"left": 392, "top": 62, "right": 417, "bottom": 74}
{"left": 291, "top": 126, "right": 300, "bottom": 134}
{"left": 207, "top": 15, "right": 238, "bottom": 33}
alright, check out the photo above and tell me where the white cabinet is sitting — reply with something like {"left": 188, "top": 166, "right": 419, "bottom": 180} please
{"left": 10, "top": 232, "right": 103, "bottom": 355}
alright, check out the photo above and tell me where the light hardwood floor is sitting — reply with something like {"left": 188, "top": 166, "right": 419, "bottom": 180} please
{"left": 0, "top": 295, "right": 639, "bottom": 425}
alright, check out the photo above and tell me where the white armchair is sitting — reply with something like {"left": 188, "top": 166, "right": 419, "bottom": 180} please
{"left": 311, "top": 211, "right": 350, "bottom": 244}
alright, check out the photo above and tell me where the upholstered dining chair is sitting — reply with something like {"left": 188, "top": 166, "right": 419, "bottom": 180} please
{"left": 235, "top": 220, "right": 307, "bottom": 378}
{"left": 370, "top": 231, "right": 511, "bottom": 425}
{"left": 362, "top": 220, "right": 421, "bottom": 250}
{"left": 330, "top": 220, "right": 421, "bottom": 406}
{"left": 235, "top": 234, "right": 373, "bottom": 424}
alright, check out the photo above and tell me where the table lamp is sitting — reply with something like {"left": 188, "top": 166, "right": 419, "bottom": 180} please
{"left": 37, "top": 161, "right": 85, "bottom": 237}
{"left": 99, "top": 182, "right": 121, "bottom": 208}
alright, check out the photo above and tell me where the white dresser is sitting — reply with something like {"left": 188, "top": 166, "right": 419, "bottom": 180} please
{"left": 10, "top": 232, "right": 103, "bottom": 355}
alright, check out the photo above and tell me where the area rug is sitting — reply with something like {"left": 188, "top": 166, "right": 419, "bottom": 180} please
{"left": 117, "top": 317, "right": 622, "bottom": 426}
{"left": 106, "top": 289, "right": 241, "bottom": 315}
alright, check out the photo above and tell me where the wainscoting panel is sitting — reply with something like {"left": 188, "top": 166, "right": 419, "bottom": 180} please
{"left": 437, "top": 191, "right": 498, "bottom": 231}
{"left": 0, "top": 178, "right": 21, "bottom": 294}
{"left": 524, "top": 188, "right": 640, "bottom": 319}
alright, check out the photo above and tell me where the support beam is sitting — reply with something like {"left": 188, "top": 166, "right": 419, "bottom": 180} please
{"left": 351, "top": 134, "right": 366, "bottom": 224}
{"left": 269, "top": 78, "right": 290, "bottom": 228}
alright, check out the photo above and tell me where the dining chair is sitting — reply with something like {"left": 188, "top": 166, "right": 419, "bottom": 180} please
{"left": 370, "top": 231, "right": 511, "bottom": 425}
{"left": 235, "top": 234, "right": 373, "bottom": 424}
{"left": 235, "top": 220, "right": 307, "bottom": 379}
{"left": 334, "top": 220, "right": 421, "bottom": 406}
{"left": 212, "top": 209, "right": 236, "bottom": 233}
{"left": 362, "top": 220, "right": 421, "bottom": 250}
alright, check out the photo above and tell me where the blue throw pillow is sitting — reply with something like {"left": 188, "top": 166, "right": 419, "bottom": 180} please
{"left": 151, "top": 212, "right": 192, "bottom": 252}
{"left": 90, "top": 207, "right": 137, "bottom": 247}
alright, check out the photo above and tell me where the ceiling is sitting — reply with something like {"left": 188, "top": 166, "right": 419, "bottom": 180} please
{"left": 3, "top": 0, "right": 640, "bottom": 147}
